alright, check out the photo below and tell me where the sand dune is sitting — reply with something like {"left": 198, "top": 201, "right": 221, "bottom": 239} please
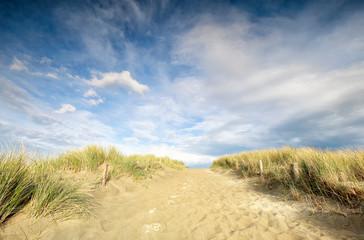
{"left": 2, "top": 168, "right": 363, "bottom": 239}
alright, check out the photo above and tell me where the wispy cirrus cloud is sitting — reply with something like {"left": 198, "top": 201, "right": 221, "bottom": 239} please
{"left": 0, "top": 77, "right": 56, "bottom": 125}
{"left": 46, "top": 73, "right": 59, "bottom": 79}
{"left": 10, "top": 57, "right": 28, "bottom": 71}
{"left": 0, "top": 77, "right": 115, "bottom": 153}
{"left": 168, "top": 7, "right": 364, "bottom": 155}
{"left": 1, "top": 0, "right": 363, "bottom": 167}
{"left": 8, "top": 56, "right": 59, "bottom": 79}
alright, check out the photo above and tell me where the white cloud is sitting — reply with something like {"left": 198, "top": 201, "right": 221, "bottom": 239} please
{"left": 29, "top": 71, "right": 59, "bottom": 79}
{"left": 32, "top": 72, "right": 43, "bottom": 76}
{"left": 173, "top": 12, "right": 364, "bottom": 110}
{"left": 9, "top": 57, "right": 28, "bottom": 71}
{"left": 83, "top": 89, "right": 98, "bottom": 98}
{"left": 8, "top": 57, "right": 59, "bottom": 80}
{"left": 128, "top": 120, "right": 160, "bottom": 141}
{"left": 2, "top": 3, "right": 364, "bottom": 167}
{"left": 55, "top": 104, "right": 76, "bottom": 114}
{"left": 87, "top": 98, "right": 104, "bottom": 106}
{"left": 0, "top": 77, "right": 58, "bottom": 125}
{"left": 87, "top": 71, "right": 149, "bottom": 94}
{"left": 118, "top": 143, "right": 215, "bottom": 167}
{"left": 40, "top": 56, "right": 52, "bottom": 64}
{"left": 0, "top": 78, "right": 115, "bottom": 153}
{"left": 133, "top": 129, "right": 159, "bottom": 141}
{"left": 123, "top": 137, "right": 140, "bottom": 144}
{"left": 67, "top": 73, "right": 86, "bottom": 82}
{"left": 46, "top": 73, "right": 59, "bottom": 79}
{"left": 150, "top": 145, "right": 215, "bottom": 167}
{"left": 165, "top": 9, "right": 364, "bottom": 156}
{"left": 134, "top": 98, "right": 186, "bottom": 125}
{"left": 83, "top": 89, "right": 103, "bottom": 106}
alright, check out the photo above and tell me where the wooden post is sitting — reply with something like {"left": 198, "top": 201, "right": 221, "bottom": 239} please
{"left": 291, "top": 162, "right": 299, "bottom": 183}
{"left": 259, "top": 160, "right": 263, "bottom": 175}
{"left": 235, "top": 161, "right": 239, "bottom": 170}
{"left": 102, "top": 163, "right": 109, "bottom": 186}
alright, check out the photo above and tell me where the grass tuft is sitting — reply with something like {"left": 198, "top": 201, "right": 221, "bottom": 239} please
{"left": 28, "top": 172, "right": 94, "bottom": 220}
{"left": 0, "top": 146, "right": 34, "bottom": 223}
{"left": 211, "top": 147, "right": 364, "bottom": 208}
{"left": 0, "top": 144, "right": 185, "bottom": 224}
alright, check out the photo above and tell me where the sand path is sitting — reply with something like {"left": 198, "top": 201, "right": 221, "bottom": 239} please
{"left": 3, "top": 169, "right": 364, "bottom": 239}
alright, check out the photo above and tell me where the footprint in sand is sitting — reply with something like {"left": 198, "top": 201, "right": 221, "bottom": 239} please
{"left": 144, "top": 223, "right": 161, "bottom": 233}
{"left": 169, "top": 195, "right": 179, "bottom": 199}
{"left": 99, "top": 219, "right": 117, "bottom": 232}
{"left": 167, "top": 200, "right": 175, "bottom": 205}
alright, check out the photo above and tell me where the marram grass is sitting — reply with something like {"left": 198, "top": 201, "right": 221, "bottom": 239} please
{"left": 28, "top": 173, "right": 94, "bottom": 220}
{"left": 48, "top": 145, "right": 106, "bottom": 172}
{"left": 48, "top": 145, "right": 185, "bottom": 179}
{"left": 0, "top": 147, "right": 34, "bottom": 223}
{"left": 0, "top": 144, "right": 185, "bottom": 223}
{"left": 28, "top": 160, "right": 94, "bottom": 220}
{"left": 211, "top": 147, "right": 364, "bottom": 208}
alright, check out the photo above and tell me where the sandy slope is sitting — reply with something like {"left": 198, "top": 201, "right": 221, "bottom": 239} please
{"left": 2, "top": 168, "right": 363, "bottom": 240}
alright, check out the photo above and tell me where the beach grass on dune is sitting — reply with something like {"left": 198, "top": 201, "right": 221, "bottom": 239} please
{"left": 0, "top": 146, "right": 94, "bottom": 223}
{"left": 49, "top": 145, "right": 106, "bottom": 172}
{"left": 0, "top": 147, "right": 34, "bottom": 223}
{"left": 28, "top": 160, "right": 95, "bottom": 220}
{"left": 0, "top": 144, "right": 185, "bottom": 224}
{"left": 49, "top": 145, "right": 185, "bottom": 178}
{"left": 211, "top": 147, "right": 364, "bottom": 208}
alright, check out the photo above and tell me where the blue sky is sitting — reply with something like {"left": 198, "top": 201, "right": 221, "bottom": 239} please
{"left": 1, "top": 0, "right": 364, "bottom": 167}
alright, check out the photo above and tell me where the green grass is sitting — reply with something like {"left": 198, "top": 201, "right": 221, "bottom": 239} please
{"left": 48, "top": 145, "right": 185, "bottom": 179}
{"left": 0, "top": 146, "right": 34, "bottom": 223}
{"left": 108, "top": 151, "right": 185, "bottom": 179}
{"left": 28, "top": 160, "right": 94, "bottom": 220}
{"left": 28, "top": 173, "right": 94, "bottom": 220}
{"left": 48, "top": 145, "right": 106, "bottom": 172}
{"left": 0, "top": 144, "right": 185, "bottom": 224}
{"left": 211, "top": 147, "right": 364, "bottom": 208}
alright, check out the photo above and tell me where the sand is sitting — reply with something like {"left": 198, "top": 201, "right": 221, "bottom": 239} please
{"left": 1, "top": 168, "right": 363, "bottom": 240}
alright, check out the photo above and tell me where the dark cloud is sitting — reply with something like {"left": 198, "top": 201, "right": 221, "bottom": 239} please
{"left": 271, "top": 96, "right": 364, "bottom": 149}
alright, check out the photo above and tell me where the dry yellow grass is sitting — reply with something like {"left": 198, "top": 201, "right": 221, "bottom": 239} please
{"left": 211, "top": 147, "right": 364, "bottom": 208}
{"left": 0, "top": 144, "right": 185, "bottom": 224}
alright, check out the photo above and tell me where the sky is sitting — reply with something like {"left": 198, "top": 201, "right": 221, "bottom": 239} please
{"left": 0, "top": 0, "right": 364, "bottom": 168}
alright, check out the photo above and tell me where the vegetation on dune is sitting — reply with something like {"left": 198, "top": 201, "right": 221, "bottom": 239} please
{"left": 0, "top": 144, "right": 185, "bottom": 224}
{"left": 28, "top": 161, "right": 95, "bottom": 220}
{"left": 211, "top": 147, "right": 364, "bottom": 208}
{"left": 49, "top": 145, "right": 185, "bottom": 178}
{"left": 0, "top": 147, "right": 34, "bottom": 223}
